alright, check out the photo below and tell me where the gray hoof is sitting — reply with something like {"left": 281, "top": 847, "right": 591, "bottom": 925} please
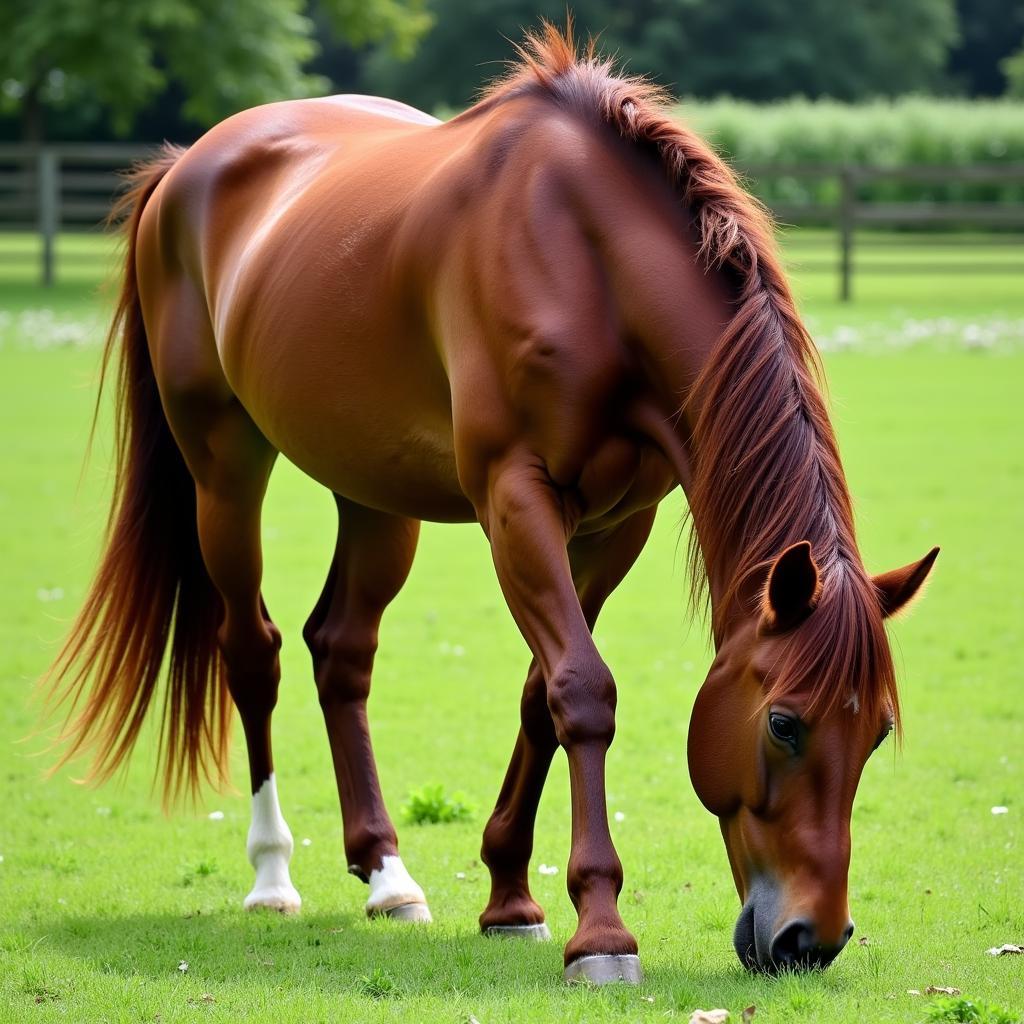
{"left": 369, "top": 902, "right": 433, "bottom": 923}
{"left": 483, "top": 923, "right": 552, "bottom": 941}
{"left": 564, "top": 954, "right": 644, "bottom": 985}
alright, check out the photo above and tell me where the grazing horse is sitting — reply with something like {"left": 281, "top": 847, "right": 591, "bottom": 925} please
{"left": 44, "top": 25, "right": 937, "bottom": 984}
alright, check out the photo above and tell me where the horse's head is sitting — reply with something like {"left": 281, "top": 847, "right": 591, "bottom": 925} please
{"left": 687, "top": 540, "right": 937, "bottom": 973}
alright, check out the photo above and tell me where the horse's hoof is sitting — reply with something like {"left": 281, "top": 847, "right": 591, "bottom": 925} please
{"left": 368, "top": 901, "right": 433, "bottom": 923}
{"left": 244, "top": 887, "right": 301, "bottom": 914}
{"left": 564, "top": 954, "right": 643, "bottom": 985}
{"left": 483, "top": 922, "right": 552, "bottom": 941}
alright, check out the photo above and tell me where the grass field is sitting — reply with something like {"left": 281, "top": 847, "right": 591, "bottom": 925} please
{"left": 0, "top": 235, "right": 1022, "bottom": 1024}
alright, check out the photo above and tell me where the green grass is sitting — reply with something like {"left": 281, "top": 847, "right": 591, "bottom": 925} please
{"left": 0, "top": 236, "right": 1022, "bottom": 1023}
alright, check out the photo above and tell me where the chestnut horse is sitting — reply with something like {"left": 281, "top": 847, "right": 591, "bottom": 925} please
{"left": 44, "top": 25, "right": 937, "bottom": 983}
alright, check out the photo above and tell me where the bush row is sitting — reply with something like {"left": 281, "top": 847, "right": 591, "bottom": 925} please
{"left": 674, "top": 97, "right": 1024, "bottom": 206}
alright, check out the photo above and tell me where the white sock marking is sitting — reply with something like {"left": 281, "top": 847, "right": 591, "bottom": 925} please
{"left": 365, "top": 854, "right": 427, "bottom": 913}
{"left": 244, "top": 773, "right": 301, "bottom": 912}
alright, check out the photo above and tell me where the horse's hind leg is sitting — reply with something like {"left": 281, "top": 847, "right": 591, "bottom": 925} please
{"left": 158, "top": 314, "right": 299, "bottom": 912}
{"left": 480, "top": 508, "right": 657, "bottom": 941}
{"left": 303, "top": 497, "right": 430, "bottom": 922}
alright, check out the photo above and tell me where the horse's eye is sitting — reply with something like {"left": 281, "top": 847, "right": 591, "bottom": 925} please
{"left": 768, "top": 712, "right": 799, "bottom": 749}
{"left": 872, "top": 723, "right": 894, "bottom": 751}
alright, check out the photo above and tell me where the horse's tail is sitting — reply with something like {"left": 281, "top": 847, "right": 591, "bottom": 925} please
{"left": 40, "top": 143, "right": 232, "bottom": 805}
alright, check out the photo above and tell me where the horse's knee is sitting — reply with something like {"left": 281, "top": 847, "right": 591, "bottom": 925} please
{"left": 546, "top": 657, "right": 617, "bottom": 747}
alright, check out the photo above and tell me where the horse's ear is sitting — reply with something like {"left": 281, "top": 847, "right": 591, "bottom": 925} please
{"left": 761, "top": 541, "right": 821, "bottom": 633}
{"left": 873, "top": 547, "right": 939, "bottom": 619}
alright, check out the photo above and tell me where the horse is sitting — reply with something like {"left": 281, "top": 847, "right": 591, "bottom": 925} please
{"left": 42, "top": 23, "right": 938, "bottom": 984}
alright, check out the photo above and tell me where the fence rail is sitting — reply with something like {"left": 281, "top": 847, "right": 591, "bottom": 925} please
{"left": 2, "top": 144, "right": 1024, "bottom": 298}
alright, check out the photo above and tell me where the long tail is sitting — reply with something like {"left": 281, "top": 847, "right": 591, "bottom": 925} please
{"left": 40, "top": 143, "right": 232, "bottom": 804}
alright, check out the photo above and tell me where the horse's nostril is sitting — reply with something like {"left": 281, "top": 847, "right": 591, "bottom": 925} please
{"left": 770, "top": 919, "right": 852, "bottom": 972}
{"left": 770, "top": 919, "right": 816, "bottom": 967}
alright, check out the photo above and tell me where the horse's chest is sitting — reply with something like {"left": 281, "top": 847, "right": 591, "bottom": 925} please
{"left": 575, "top": 435, "right": 676, "bottom": 529}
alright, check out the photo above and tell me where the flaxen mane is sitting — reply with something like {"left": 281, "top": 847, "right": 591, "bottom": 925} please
{"left": 486, "top": 22, "right": 898, "bottom": 726}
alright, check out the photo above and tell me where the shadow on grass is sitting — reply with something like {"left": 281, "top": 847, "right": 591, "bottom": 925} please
{"left": 22, "top": 907, "right": 780, "bottom": 999}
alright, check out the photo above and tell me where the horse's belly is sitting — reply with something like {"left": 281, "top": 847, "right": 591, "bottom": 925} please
{"left": 278, "top": 417, "right": 474, "bottom": 523}
{"left": 237, "top": 350, "right": 473, "bottom": 521}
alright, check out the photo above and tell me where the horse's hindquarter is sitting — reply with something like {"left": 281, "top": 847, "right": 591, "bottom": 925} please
{"left": 153, "top": 97, "right": 472, "bottom": 520}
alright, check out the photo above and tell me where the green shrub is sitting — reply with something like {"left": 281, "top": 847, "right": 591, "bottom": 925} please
{"left": 673, "top": 97, "right": 1024, "bottom": 206}
{"left": 401, "top": 783, "right": 474, "bottom": 825}
{"left": 358, "top": 967, "right": 397, "bottom": 1000}
{"left": 923, "top": 995, "right": 1021, "bottom": 1024}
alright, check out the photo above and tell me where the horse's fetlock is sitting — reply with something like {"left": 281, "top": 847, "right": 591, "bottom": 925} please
{"left": 481, "top": 811, "right": 531, "bottom": 871}
{"left": 567, "top": 852, "right": 624, "bottom": 900}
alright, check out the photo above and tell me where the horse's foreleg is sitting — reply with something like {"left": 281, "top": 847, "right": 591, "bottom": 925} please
{"left": 303, "top": 497, "right": 430, "bottom": 922}
{"left": 479, "top": 508, "right": 656, "bottom": 943}
{"left": 480, "top": 460, "right": 644, "bottom": 983}
{"left": 180, "top": 400, "right": 300, "bottom": 913}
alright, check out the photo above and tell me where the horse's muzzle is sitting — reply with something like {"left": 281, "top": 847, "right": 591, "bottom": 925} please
{"left": 733, "top": 877, "right": 854, "bottom": 973}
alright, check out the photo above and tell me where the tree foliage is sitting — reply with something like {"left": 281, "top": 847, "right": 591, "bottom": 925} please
{"left": 362, "top": 0, "right": 961, "bottom": 110}
{"left": 0, "top": 0, "right": 431, "bottom": 140}
{"left": 1003, "top": 46, "right": 1024, "bottom": 97}
{"left": 948, "top": 0, "right": 1024, "bottom": 95}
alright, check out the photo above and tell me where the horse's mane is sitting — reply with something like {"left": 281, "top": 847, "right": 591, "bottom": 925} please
{"left": 483, "top": 21, "right": 898, "bottom": 727}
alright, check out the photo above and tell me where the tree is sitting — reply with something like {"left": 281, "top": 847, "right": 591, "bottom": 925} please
{"left": 0, "top": 0, "right": 432, "bottom": 142}
{"left": 360, "top": 0, "right": 960, "bottom": 109}
{"left": 1003, "top": 45, "right": 1024, "bottom": 96}
{"left": 947, "top": 0, "right": 1024, "bottom": 95}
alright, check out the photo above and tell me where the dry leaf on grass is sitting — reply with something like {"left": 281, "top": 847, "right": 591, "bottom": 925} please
{"left": 690, "top": 1011, "right": 730, "bottom": 1024}
{"left": 907, "top": 989, "right": 922, "bottom": 996}
{"left": 987, "top": 944, "right": 1023, "bottom": 956}
{"left": 925, "top": 986, "right": 961, "bottom": 996}
{"left": 742, "top": 1006, "right": 757, "bottom": 1023}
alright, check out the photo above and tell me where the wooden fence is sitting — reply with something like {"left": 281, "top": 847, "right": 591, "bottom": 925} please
{"left": 2, "top": 144, "right": 1024, "bottom": 299}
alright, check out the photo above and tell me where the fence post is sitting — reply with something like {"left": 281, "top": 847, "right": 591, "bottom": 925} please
{"left": 38, "top": 148, "right": 59, "bottom": 287}
{"left": 838, "top": 166, "right": 854, "bottom": 302}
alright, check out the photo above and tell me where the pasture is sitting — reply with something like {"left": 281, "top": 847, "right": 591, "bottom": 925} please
{"left": 0, "top": 236, "right": 1021, "bottom": 1023}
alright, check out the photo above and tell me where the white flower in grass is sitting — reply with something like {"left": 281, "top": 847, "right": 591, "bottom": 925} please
{"left": 208, "top": 810, "right": 224, "bottom": 821}
{"left": 962, "top": 324, "right": 995, "bottom": 350}
{"left": 991, "top": 806, "right": 1009, "bottom": 815}
{"left": 538, "top": 863, "right": 558, "bottom": 876}
{"left": 178, "top": 960, "right": 189, "bottom": 973}
{"left": 301, "top": 838, "right": 312, "bottom": 847}
{"left": 614, "top": 811, "right": 626, "bottom": 823}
